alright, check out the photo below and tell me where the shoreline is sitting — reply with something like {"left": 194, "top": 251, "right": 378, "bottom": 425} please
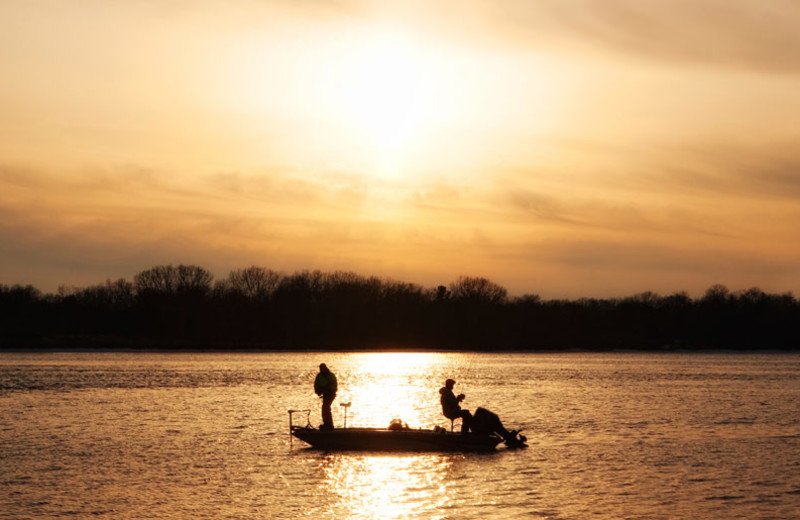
{"left": 2, "top": 345, "right": 799, "bottom": 354}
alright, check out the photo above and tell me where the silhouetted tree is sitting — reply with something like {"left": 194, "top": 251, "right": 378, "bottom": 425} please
{"left": 134, "top": 265, "right": 178, "bottom": 294}
{"left": 433, "top": 285, "right": 450, "bottom": 301}
{"left": 0, "top": 284, "right": 41, "bottom": 303}
{"left": 219, "top": 266, "right": 282, "bottom": 301}
{"left": 448, "top": 276, "right": 507, "bottom": 304}
{"left": 2, "top": 267, "right": 800, "bottom": 350}
{"left": 0, "top": 284, "right": 46, "bottom": 344}
{"left": 514, "top": 294, "right": 541, "bottom": 305}
{"left": 703, "top": 284, "right": 730, "bottom": 304}
{"left": 129, "top": 265, "right": 214, "bottom": 343}
{"left": 134, "top": 264, "right": 213, "bottom": 297}
{"left": 58, "top": 278, "right": 134, "bottom": 309}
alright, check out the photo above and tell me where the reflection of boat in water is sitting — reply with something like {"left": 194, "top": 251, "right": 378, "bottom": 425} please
{"left": 290, "top": 425, "right": 504, "bottom": 452}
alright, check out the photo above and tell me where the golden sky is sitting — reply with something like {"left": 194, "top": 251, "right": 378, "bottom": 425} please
{"left": 3, "top": 0, "right": 800, "bottom": 297}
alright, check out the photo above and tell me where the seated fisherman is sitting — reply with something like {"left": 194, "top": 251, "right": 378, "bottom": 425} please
{"left": 439, "top": 379, "right": 473, "bottom": 433}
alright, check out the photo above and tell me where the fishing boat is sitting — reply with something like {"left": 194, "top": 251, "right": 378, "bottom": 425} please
{"left": 289, "top": 408, "right": 519, "bottom": 452}
{"left": 291, "top": 425, "right": 505, "bottom": 452}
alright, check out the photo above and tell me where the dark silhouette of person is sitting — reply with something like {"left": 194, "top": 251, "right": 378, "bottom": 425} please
{"left": 439, "top": 378, "right": 473, "bottom": 433}
{"left": 314, "top": 363, "right": 337, "bottom": 430}
{"left": 471, "top": 407, "right": 526, "bottom": 448}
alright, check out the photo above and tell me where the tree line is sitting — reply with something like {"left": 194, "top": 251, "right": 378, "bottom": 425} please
{"left": 1, "top": 264, "right": 798, "bottom": 350}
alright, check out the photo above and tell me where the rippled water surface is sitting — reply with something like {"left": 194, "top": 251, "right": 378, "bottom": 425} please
{"left": 2, "top": 351, "right": 799, "bottom": 519}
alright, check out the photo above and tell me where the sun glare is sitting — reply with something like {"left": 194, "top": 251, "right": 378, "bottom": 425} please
{"left": 346, "top": 37, "right": 427, "bottom": 149}
{"left": 221, "top": 24, "right": 568, "bottom": 181}
{"left": 335, "top": 32, "right": 457, "bottom": 178}
{"left": 355, "top": 352, "right": 438, "bottom": 375}
{"left": 338, "top": 352, "right": 440, "bottom": 428}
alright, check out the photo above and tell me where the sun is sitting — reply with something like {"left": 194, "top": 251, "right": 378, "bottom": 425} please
{"left": 346, "top": 37, "right": 425, "bottom": 150}
{"left": 217, "top": 23, "right": 570, "bottom": 182}
{"left": 337, "top": 32, "right": 452, "bottom": 177}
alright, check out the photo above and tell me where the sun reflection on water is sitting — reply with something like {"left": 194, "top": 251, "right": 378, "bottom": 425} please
{"left": 303, "top": 353, "right": 470, "bottom": 519}
{"left": 317, "top": 454, "right": 454, "bottom": 519}
{"left": 336, "top": 352, "right": 443, "bottom": 430}
{"left": 352, "top": 351, "right": 439, "bottom": 375}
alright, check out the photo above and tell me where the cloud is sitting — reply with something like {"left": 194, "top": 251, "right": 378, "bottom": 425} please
{"left": 512, "top": 0, "right": 800, "bottom": 73}
{"left": 4, "top": 136, "right": 800, "bottom": 297}
{"left": 474, "top": 139, "right": 800, "bottom": 295}
{"left": 0, "top": 162, "right": 412, "bottom": 290}
{"left": 481, "top": 230, "right": 800, "bottom": 298}
{"left": 494, "top": 179, "right": 741, "bottom": 244}
{"left": 618, "top": 141, "right": 800, "bottom": 203}
{"left": 504, "top": 189, "right": 587, "bottom": 227}
{"left": 499, "top": 138, "right": 800, "bottom": 203}
{"left": 104, "top": 0, "right": 800, "bottom": 74}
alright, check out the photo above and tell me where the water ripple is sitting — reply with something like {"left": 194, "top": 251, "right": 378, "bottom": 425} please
{"left": 1, "top": 352, "right": 800, "bottom": 519}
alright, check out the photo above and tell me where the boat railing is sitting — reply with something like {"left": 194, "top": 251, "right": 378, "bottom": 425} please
{"left": 288, "top": 408, "right": 311, "bottom": 428}
{"left": 288, "top": 408, "right": 311, "bottom": 448}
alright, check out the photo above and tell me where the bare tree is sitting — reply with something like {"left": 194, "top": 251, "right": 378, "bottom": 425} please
{"left": 702, "top": 284, "right": 730, "bottom": 303}
{"left": 276, "top": 270, "right": 327, "bottom": 297}
{"left": 134, "top": 265, "right": 178, "bottom": 294}
{"left": 225, "top": 266, "right": 282, "bottom": 300}
{"left": 63, "top": 278, "right": 135, "bottom": 308}
{"left": 448, "top": 276, "right": 507, "bottom": 304}
{"left": 134, "top": 264, "right": 213, "bottom": 296}
{"left": 175, "top": 264, "right": 213, "bottom": 296}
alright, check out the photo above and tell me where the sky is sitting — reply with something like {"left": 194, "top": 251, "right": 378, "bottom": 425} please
{"left": 2, "top": 0, "right": 800, "bottom": 298}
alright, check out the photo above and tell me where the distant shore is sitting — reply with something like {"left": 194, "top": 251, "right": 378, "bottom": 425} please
{"left": 4, "top": 266, "right": 799, "bottom": 352}
{"left": 2, "top": 343, "right": 798, "bottom": 354}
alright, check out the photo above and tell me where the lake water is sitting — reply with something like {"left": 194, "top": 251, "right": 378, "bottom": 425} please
{"left": 1, "top": 351, "right": 799, "bottom": 519}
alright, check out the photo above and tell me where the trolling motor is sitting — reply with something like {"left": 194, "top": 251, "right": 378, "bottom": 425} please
{"left": 339, "top": 402, "right": 351, "bottom": 428}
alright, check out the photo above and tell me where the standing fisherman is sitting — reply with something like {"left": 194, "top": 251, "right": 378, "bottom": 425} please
{"left": 314, "top": 363, "right": 337, "bottom": 430}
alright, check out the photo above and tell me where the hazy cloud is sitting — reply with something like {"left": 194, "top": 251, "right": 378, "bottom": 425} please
{"left": 621, "top": 142, "right": 800, "bottom": 202}
{"left": 505, "top": 189, "right": 587, "bottom": 227}
{"left": 506, "top": 0, "right": 800, "bottom": 72}
{"left": 511, "top": 237, "right": 800, "bottom": 298}
{"left": 0, "top": 163, "right": 416, "bottom": 290}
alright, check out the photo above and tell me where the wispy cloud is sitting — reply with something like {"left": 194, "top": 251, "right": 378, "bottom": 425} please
{"left": 501, "top": 0, "right": 800, "bottom": 72}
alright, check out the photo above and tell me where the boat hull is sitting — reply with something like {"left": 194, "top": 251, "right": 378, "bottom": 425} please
{"left": 291, "top": 426, "right": 503, "bottom": 452}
